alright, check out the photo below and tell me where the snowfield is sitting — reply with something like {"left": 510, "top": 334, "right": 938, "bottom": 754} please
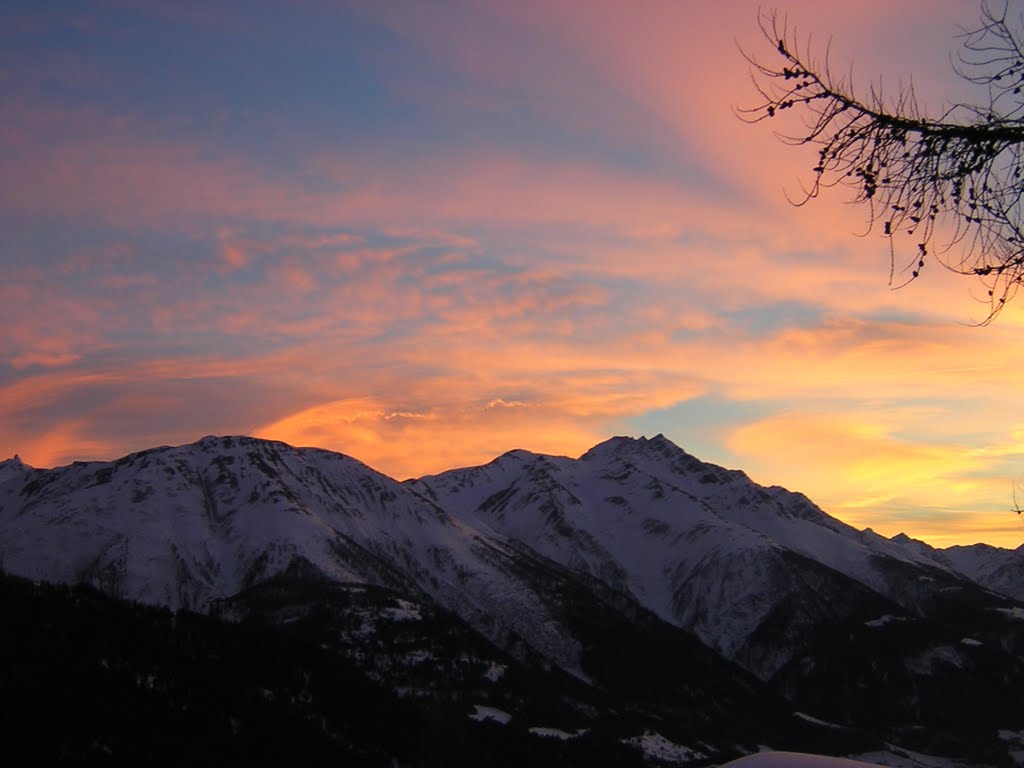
{"left": 720, "top": 755, "right": 874, "bottom": 768}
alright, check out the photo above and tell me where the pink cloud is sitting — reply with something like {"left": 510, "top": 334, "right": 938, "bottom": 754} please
{"left": 0, "top": 102, "right": 305, "bottom": 229}
{"left": 217, "top": 238, "right": 250, "bottom": 270}
{"left": 0, "top": 98, "right": 757, "bottom": 246}
{"left": 9, "top": 351, "right": 83, "bottom": 370}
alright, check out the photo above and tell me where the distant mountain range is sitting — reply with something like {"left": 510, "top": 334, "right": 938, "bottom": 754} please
{"left": 2, "top": 434, "right": 1023, "bottom": 766}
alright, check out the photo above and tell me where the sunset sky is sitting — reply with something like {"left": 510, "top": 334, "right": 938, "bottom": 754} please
{"left": 5, "top": 0, "right": 1024, "bottom": 547}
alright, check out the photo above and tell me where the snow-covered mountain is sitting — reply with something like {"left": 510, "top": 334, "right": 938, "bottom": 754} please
{"left": 410, "top": 434, "right": 1007, "bottom": 677}
{"left": 0, "top": 435, "right": 591, "bottom": 671}
{"left": 2, "top": 433, "right": 1020, "bottom": 681}
{"left": 3, "top": 433, "right": 1024, "bottom": 765}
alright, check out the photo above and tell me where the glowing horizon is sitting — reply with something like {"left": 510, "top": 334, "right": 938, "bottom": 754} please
{"left": 4, "top": 0, "right": 1024, "bottom": 549}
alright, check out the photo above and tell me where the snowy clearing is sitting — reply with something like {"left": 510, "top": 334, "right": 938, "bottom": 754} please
{"left": 468, "top": 705, "right": 512, "bottom": 725}
{"left": 719, "top": 752, "right": 873, "bottom": 768}
{"left": 719, "top": 747, "right": 974, "bottom": 768}
{"left": 528, "top": 726, "right": 585, "bottom": 740}
{"left": 794, "top": 712, "right": 843, "bottom": 729}
{"left": 854, "top": 745, "right": 976, "bottom": 768}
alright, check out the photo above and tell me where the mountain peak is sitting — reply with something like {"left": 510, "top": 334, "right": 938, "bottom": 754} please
{"left": 494, "top": 448, "right": 537, "bottom": 463}
{"left": 579, "top": 433, "right": 682, "bottom": 463}
{"left": 194, "top": 434, "right": 259, "bottom": 449}
{"left": 643, "top": 433, "right": 683, "bottom": 455}
{"left": 0, "top": 454, "right": 30, "bottom": 480}
{"left": 891, "top": 532, "right": 932, "bottom": 550}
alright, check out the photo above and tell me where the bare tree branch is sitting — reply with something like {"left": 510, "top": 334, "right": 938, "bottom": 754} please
{"left": 738, "top": 2, "right": 1024, "bottom": 323}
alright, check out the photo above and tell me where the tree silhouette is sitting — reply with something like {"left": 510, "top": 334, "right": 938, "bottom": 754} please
{"left": 739, "top": 2, "right": 1024, "bottom": 322}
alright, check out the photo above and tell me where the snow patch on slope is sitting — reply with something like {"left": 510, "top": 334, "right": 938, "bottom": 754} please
{"left": 622, "top": 730, "right": 706, "bottom": 764}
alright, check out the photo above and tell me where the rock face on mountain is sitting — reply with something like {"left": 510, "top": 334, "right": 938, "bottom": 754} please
{"left": 2, "top": 434, "right": 1024, "bottom": 766}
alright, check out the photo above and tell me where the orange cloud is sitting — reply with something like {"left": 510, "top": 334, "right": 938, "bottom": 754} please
{"left": 727, "top": 409, "right": 1024, "bottom": 548}
{"left": 255, "top": 396, "right": 604, "bottom": 479}
{"left": 3, "top": 420, "right": 120, "bottom": 471}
